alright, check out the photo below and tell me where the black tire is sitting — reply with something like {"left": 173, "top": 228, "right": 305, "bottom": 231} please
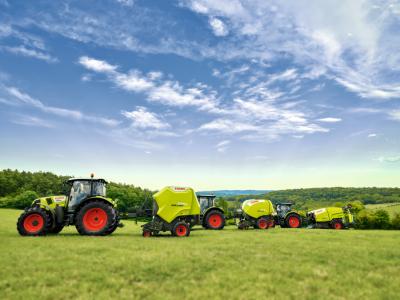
{"left": 204, "top": 210, "right": 225, "bottom": 230}
{"left": 171, "top": 221, "right": 190, "bottom": 237}
{"left": 75, "top": 201, "right": 118, "bottom": 236}
{"left": 17, "top": 206, "right": 52, "bottom": 236}
{"left": 285, "top": 213, "right": 302, "bottom": 228}
{"left": 256, "top": 217, "right": 269, "bottom": 229}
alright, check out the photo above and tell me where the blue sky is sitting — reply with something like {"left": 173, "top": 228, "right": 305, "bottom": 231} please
{"left": 0, "top": 0, "right": 399, "bottom": 190}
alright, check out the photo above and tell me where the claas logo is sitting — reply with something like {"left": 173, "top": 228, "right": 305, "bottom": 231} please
{"left": 172, "top": 187, "right": 188, "bottom": 191}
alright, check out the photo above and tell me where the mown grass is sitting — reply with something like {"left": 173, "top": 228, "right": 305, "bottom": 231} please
{"left": 0, "top": 209, "right": 399, "bottom": 300}
{"left": 366, "top": 203, "right": 400, "bottom": 217}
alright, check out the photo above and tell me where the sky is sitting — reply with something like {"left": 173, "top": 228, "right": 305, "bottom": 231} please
{"left": 0, "top": 0, "right": 400, "bottom": 190}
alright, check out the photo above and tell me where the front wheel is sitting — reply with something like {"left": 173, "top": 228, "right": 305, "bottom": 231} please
{"left": 75, "top": 201, "right": 118, "bottom": 236}
{"left": 204, "top": 211, "right": 225, "bottom": 230}
{"left": 17, "top": 206, "right": 51, "bottom": 236}
{"left": 285, "top": 214, "right": 302, "bottom": 228}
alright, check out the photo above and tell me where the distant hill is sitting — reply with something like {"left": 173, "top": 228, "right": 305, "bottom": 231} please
{"left": 198, "top": 190, "right": 271, "bottom": 197}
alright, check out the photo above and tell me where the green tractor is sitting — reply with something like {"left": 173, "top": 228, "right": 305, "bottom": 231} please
{"left": 274, "top": 202, "right": 303, "bottom": 228}
{"left": 307, "top": 205, "right": 354, "bottom": 229}
{"left": 142, "top": 186, "right": 225, "bottom": 237}
{"left": 237, "top": 199, "right": 275, "bottom": 230}
{"left": 17, "top": 175, "right": 120, "bottom": 236}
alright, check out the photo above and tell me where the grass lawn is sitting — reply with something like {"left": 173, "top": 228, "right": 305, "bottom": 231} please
{"left": 1, "top": 209, "right": 399, "bottom": 300}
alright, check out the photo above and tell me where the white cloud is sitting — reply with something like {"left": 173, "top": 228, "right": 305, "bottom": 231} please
{"left": 78, "top": 56, "right": 117, "bottom": 73}
{"left": 215, "top": 139, "right": 230, "bottom": 152}
{"left": 1, "top": 85, "right": 119, "bottom": 127}
{"left": 122, "top": 106, "right": 170, "bottom": 129}
{"left": 388, "top": 110, "right": 400, "bottom": 121}
{"left": 12, "top": 115, "right": 54, "bottom": 128}
{"left": 79, "top": 56, "right": 219, "bottom": 111}
{"left": 378, "top": 155, "right": 400, "bottom": 163}
{"left": 184, "top": 0, "right": 400, "bottom": 99}
{"left": 367, "top": 133, "right": 377, "bottom": 138}
{"left": 0, "top": 24, "right": 58, "bottom": 63}
{"left": 199, "top": 119, "right": 258, "bottom": 134}
{"left": 0, "top": 46, "right": 58, "bottom": 63}
{"left": 209, "top": 17, "right": 228, "bottom": 36}
{"left": 116, "top": 0, "right": 134, "bottom": 7}
{"left": 317, "top": 117, "right": 342, "bottom": 123}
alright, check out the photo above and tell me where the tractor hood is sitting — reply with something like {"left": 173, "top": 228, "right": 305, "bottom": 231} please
{"left": 33, "top": 195, "right": 67, "bottom": 209}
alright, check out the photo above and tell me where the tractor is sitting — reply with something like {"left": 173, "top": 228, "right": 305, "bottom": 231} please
{"left": 307, "top": 205, "right": 354, "bottom": 229}
{"left": 196, "top": 194, "right": 225, "bottom": 230}
{"left": 17, "top": 175, "right": 120, "bottom": 236}
{"left": 274, "top": 202, "right": 303, "bottom": 228}
{"left": 142, "top": 186, "right": 225, "bottom": 237}
{"left": 237, "top": 199, "right": 275, "bottom": 230}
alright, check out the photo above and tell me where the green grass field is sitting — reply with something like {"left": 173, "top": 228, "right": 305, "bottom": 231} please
{"left": 1, "top": 209, "right": 399, "bottom": 300}
{"left": 366, "top": 203, "right": 400, "bottom": 217}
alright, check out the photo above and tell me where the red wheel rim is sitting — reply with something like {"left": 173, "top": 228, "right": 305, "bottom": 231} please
{"left": 258, "top": 219, "right": 268, "bottom": 229}
{"left": 23, "top": 213, "right": 44, "bottom": 233}
{"left": 334, "top": 222, "right": 342, "bottom": 230}
{"left": 268, "top": 220, "right": 275, "bottom": 228}
{"left": 143, "top": 231, "right": 151, "bottom": 237}
{"left": 208, "top": 214, "right": 223, "bottom": 229}
{"left": 288, "top": 216, "right": 300, "bottom": 228}
{"left": 83, "top": 208, "right": 108, "bottom": 232}
{"left": 175, "top": 224, "right": 187, "bottom": 236}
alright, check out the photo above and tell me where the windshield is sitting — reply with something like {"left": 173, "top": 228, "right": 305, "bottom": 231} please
{"left": 92, "top": 181, "right": 106, "bottom": 196}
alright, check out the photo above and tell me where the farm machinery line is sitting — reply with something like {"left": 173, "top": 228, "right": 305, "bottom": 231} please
{"left": 16, "top": 176, "right": 354, "bottom": 237}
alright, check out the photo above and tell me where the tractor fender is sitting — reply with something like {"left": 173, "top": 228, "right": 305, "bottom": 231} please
{"left": 202, "top": 207, "right": 224, "bottom": 226}
{"left": 74, "top": 196, "right": 116, "bottom": 215}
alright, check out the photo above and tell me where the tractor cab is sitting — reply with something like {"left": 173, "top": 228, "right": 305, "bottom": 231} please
{"left": 197, "top": 194, "right": 216, "bottom": 213}
{"left": 66, "top": 178, "right": 107, "bottom": 212}
{"left": 276, "top": 202, "right": 294, "bottom": 217}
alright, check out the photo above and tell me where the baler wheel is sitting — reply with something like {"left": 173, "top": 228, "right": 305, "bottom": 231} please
{"left": 331, "top": 220, "right": 343, "bottom": 230}
{"left": 256, "top": 217, "right": 269, "bottom": 229}
{"left": 143, "top": 230, "right": 152, "bottom": 237}
{"left": 172, "top": 222, "right": 190, "bottom": 237}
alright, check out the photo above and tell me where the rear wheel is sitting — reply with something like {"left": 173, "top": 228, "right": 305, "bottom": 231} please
{"left": 285, "top": 214, "right": 302, "bottom": 228}
{"left": 331, "top": 219, "right": 343, "bottom": 230}
{"left": 17, "top": 206, "right": 51, "bottom": 236}
{"left": 172, "top": 221, "right": 190, "bottom": 237}
{"left": 256, "top": 217, "right": 269, "bottom": 229}
{"left": 205, "top": 211, "right": 225, "bottom": 230}
{"left": 75, "top": 201, "right": 118, "bottom": 236}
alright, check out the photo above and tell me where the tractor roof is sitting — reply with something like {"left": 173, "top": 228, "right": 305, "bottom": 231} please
{"left": 66, "top": 178, "right": 108, "bottom": 184}
{"left": 197, "top": 194, "right": 216, "bottom": 198}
